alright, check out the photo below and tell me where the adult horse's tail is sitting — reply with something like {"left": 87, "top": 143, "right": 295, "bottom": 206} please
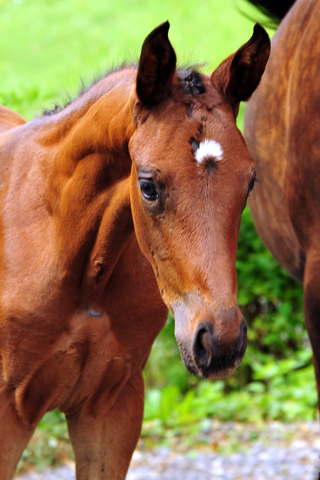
{"left": 246, "top": 0, "right": 296, "bottom": 24}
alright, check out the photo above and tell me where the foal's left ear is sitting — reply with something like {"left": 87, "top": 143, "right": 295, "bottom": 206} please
{"left": 211, "top": 24, "right": 270, "bottom": 117}
{"left": 136, "top": 21, "right": 177, "bottom": 106}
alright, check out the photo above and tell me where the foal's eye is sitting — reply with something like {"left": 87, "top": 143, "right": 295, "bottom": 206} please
{"left": 139, "top": 178, "right": 159, "bottom": 201}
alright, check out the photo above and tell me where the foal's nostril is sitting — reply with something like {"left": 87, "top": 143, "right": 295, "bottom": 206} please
{"left": 193, "top": 322, "right": 217, "bottom": 368}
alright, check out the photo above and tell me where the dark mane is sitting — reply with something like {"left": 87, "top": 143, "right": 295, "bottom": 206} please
{"left": 43, "top": 64, "right": 206, "bottom": 117}
{"left": 178, "top": 69, "right": 206, "bottom": 96}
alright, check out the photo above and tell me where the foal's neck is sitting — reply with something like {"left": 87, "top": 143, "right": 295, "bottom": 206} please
{"left": 43, "top": 68, "right": 137, "bottom": 178}
{"left": 40, "top": 68, "right": 138, "bottom": 287}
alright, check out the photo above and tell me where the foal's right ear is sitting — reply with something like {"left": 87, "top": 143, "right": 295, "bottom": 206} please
{"left": 136, "top": 22, "right": 177, "bottom": 106}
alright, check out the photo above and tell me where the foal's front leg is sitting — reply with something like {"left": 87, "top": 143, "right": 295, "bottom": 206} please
{"left": 0, "top": 382, "right": 35, "bottom": 480}
{"left": 66, "top": 370, "right": 144, "bottom": 480}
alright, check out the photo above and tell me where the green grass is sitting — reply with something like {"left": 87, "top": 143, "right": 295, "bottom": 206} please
{"left": 0, "top": 0, "right": 271, "bottom": 119}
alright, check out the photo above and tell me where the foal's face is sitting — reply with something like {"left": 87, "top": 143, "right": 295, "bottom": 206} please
{"left": 129, "top": 22, "right": 270, "bottom": 379}
{"left": 129, "top": 80, "right": 255, "bottom": 378}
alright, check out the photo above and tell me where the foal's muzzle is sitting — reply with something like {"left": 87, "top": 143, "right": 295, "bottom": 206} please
{"left": 174, "top": 301, "right": 247, "bottom": 379}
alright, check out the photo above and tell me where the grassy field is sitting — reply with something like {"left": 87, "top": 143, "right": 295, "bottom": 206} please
{"left": 0, "top": 0, "right": 316, "bottom": 474}
{"left": 0, "top": 0, "right": 270, "bottom": 120}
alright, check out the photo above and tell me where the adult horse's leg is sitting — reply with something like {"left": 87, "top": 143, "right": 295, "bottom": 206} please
{"left": 303, "top": 250, "right": 320, "bottom": 404}
{"left": 0, "top": 382, "right": 35, "bottom": 479}
{"left": 66, "top": 371, "right": 144, "bottom": 480}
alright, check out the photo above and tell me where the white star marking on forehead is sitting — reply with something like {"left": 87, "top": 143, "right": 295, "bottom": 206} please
{"left": 194, "top": 139, "right": 223, "bottom": 164}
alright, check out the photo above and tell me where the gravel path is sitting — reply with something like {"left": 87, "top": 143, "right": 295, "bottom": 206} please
{"left": 15, "top": 422, "right": 320, "bottom": 480}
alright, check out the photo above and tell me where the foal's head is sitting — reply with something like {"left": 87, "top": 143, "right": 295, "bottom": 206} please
{"left": 129, "top": 22, "right": 270, "bottom": 379}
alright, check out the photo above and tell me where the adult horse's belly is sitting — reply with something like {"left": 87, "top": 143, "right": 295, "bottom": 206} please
{"left": 244, "top": 124, "right": 304, "bottom": 283}
{"left": 243, "top": 1, "right": 320, "bottom": 284}
{"left": 243, "top": 57, "right": 304, "bottom": 281}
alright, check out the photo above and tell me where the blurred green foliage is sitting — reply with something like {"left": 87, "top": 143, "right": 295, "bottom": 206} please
{"left": 1, "top": 0, "right": 316, "bottom": 473}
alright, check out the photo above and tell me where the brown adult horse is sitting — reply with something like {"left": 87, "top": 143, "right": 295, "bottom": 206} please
{"left": 0, "top": 22, "right": 270, "bottom": 479}
{"left": 244, "top": 0, "right": 320, "bottom": 407}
